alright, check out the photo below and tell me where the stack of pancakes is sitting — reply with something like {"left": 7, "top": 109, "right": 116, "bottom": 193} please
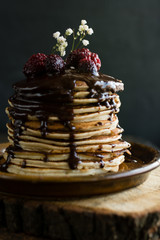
{"left": 2, "top": 70, "right": 130, "bottom": 176}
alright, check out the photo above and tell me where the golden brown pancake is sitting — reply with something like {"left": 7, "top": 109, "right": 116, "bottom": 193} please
{"left": 2, "top": 69, "right": 131, "bottom": 176}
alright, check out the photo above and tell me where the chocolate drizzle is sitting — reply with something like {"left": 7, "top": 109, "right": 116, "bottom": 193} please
{"left": 43, "top": 153, "right": 49, "bottom": 162}
{"left": 96, "top": 153, "right": 105, "bottom": 168}
{"left": 13, "top": 120, "right": 23, "bottom": 148}
{"left": 69, "top": 141, "right": 80, "bottom": 169}
{"left": 100, "top": 160, "right": 105, "bottom": 168}
{"left": 1, "top": 146, "right": 14, "bottom": 171}
{"left": 21, "top": 159, "right": 26, "bottom": 168}
{"left": 2, "top": 69, "right": 124, "bottom": 171}
{"left": 40, "top": 119, "right": 48, "bottom": 138}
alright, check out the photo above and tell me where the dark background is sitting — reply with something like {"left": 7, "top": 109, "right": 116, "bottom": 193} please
{"left": 0, "top": 0, "right": 160, "bottom": 146}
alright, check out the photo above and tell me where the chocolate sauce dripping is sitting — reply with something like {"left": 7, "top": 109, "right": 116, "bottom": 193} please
{"left": 94, "top": 153, "right": 105, "bottom": 168}
{"left": 100, "top": 160, "right": 105, "bottom": 168}
{"left": 108, "top": 112, "right": 113, "bottom": 121}
{"left": 1, "top": 146, "right": 14, "bottom": 172}
{"left": 60, "top": 114, "right": 80, "bottom": 169}
{"left": 69, "top": 141, "right": 80, "bottom": 169}
{"left": 111, "top": 143, "right": 116, "bottom": 153}
{"left": 1, "top": 119, "right": 23, "bottom": 170}
{"left": 4, "top": 70, "right": 123, "bottom": 171}
{"left": 21, "top": 159, "right": 26, "bottom": 168}
{"left": 96, "top": 122, "right": 103, "bottom": 126}
{"left": 13, "top": 119, "right": 22, "bottom": 148}
{"left": 98, "top": 145, "right": 103, "bottom": 151}
{"left": 9, "top": 70, "right": 123, "bottom": 121}
{"left": 40, "top": 119, "right": 48, "bottom": 138}
{"left": 43, "top": 153, "right": 49, "bottom": 162}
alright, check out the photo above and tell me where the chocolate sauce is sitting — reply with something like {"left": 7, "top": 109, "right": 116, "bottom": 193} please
{"left": 97, "top": 154, "right": 105, "bottom": 168}
{"left": 125, "top": 154, "right": 138, "bottom": 163}
{"left": 69, "top": 142, "right": 80, "bottom": 169}
{"left": 43, "top": 153, "right": 48, "bottom": 162}
{"left": 89, "top": 152, "right": 105, "bottom": 169}
{"left": 96, "top": 122, "right": 103, "bottom": 126}
{"left": 98, "top": 145, "right": 103, "bottom": 151}
{"left": 40, "top": 120, "right": 48, "bottom": 138}
{"left": 100, "top": 160, "right": 105, "bottom": 168}
{"left": 13, "top": 119, "right": 23, "bottom": 148}
{"left": 0, "top": 146, "right": 14, "bottom": 171}
{"left": 3, "top": 69, "right": 124, "bottom": 170}
{"left": 21, "top": 159, "right": 26, "bottom": 168}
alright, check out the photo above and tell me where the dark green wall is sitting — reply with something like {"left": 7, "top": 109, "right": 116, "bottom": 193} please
{"left": 1, "top": 0, "right": 160, "bottom": 146}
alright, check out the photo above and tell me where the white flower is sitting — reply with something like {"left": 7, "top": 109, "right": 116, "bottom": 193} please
{"left": 79, "top": 25, "right": 84, "bottom": 32}
{"left": 82, "top": 39, "right": 89, "bottom": 46}
{"left": 83, "top": 25, "right": 89, "bottom": 31}
{"left": 81, "top": 20, "right": 87, "bottom": 25}
{"left": 53, "top": 31, "right": 60, "bottom": 39}
{"left": 65, "top": 28, "right": 73, "bottom": 36}
{"left": 60, "top": 50, "right": 66, "bottom": 57}
{"left": 62, "top": 42, "right": 68, "bottom": 48}
{"left": 51, "top": 19, "right": 94, "bottom": 56}
{"left": 58, "top": 45, "right": 65, "bottom": 51}
{"left": 87, "top": 28, "right": 94, "bottom": 35}
{"left": 57, "top": 36, "right": 66, "bottom": 43}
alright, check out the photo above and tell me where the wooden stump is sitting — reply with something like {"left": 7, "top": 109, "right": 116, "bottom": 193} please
{"left": 0, "top": 167, "right": 160, "bottom": 240}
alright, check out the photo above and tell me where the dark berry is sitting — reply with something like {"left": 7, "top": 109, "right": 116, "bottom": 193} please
{"left": 91, "top": 53, "right": 101, "bottom": 71}
{"left": 45, "top": 54, "right": 65, "bottom": 74}
{"left": 23, "top": 53, "right": 47, "bottom": 78}
{"left": 66, "top": 48, "right": 91, "bottom": 68}
{"left": 78, "top": 58, "right": 98, "bottom": 75}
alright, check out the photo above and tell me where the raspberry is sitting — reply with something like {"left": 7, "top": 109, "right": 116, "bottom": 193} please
{"left": 23, "top": 53, "right": 47, "bottom": 78}
{"left": 91, "top": 53, "right": 101, "bottom": 71}
{"left": 66, "top": 48, "right": 91, "bottom": 68}
{"left": 78, "top": 58, "right": 98, "bottom": 75}
{"left": 66, "top": 48, "right": 101, "bottom": 72}
{"left": 45, "top": 54, "right": 65, "bottom": 74}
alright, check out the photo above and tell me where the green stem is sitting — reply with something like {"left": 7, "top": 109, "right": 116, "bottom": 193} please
{"left": 74, "top": 33, "right": 86, "bottom": 49}
{"left": 64, "top": 33, "right": 67, "bottom": 40}
{"left": 79, "top": 44, "right": 84, "bottom": 49}
{"left": 51, "top": 47, "right": 55, "bottom": 54}
{"left": 71, "top": 29, "right": 75, "bottom": 52}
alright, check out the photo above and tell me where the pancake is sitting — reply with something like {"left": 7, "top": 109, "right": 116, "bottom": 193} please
{"left": 7, "top": 165, "right": 120, "bottom": 176}
{"left": 1, "top": 69, "right": 131, "bottom": 175}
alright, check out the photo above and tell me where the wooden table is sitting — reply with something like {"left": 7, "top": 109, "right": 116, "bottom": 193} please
{"left": 0, "top": 166, "right": 160, "bottom": 240}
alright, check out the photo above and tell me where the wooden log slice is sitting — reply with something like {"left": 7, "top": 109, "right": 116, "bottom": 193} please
{"left": 0, "top": 166, "right": 159, "bottom": 239}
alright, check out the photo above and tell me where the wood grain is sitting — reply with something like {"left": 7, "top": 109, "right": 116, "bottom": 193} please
{"left": 0, "top": 166, "right": 160, "bottom": 239}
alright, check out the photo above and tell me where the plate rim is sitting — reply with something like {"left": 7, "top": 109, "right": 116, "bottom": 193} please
{"left": 0, "top": 141, "right": 159, "bottom": 183}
